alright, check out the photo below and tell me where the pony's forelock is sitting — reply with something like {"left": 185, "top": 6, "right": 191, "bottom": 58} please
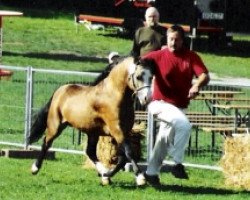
{"left": 128, "top": 63, "right": 136, "bottom": 75}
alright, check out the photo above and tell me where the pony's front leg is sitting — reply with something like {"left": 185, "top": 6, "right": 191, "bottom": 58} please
{"left": 103, "top": 139, "right": 146, "bottom": 186}
{"left": 102, "top": 153, "right": 127, "bottom": 177}
{"left": 122, "top": 139, "right": 146, "bottom": 186}
{"left": 100, "top": 125, "right": 126, "bottom": 178}
{"left": 103, "top": 121, "right": 145, "bottom": 185}
{"left": 86, "top": 134, "right": 112, "bottom": 185}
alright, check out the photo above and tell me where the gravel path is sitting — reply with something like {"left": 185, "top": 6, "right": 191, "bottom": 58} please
{"left": 209, "top": 73, "right": 250, "bottom": 87}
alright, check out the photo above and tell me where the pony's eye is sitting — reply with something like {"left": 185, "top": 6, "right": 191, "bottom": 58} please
{"left": 136, "top": 71, "right": 146, "bottom": 81}
{"left": 136, "top": 75, "right": 143, "bottom": 81}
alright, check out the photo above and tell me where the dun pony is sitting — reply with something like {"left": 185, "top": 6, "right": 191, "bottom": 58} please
{"left": 28, "top": 56, "right": 154, "bottom": 185}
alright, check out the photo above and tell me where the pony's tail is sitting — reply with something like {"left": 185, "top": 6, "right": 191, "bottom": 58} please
{"left": 28, "top": 98, "right": 52, "bottom": 144}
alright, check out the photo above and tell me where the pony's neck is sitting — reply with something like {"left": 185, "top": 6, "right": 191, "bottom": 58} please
{"left": 107, "top": 57, "right": 132, "bottom": 92}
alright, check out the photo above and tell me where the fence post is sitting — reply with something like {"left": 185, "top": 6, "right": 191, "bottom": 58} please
{"left": 146, "top": 112, "right": 154, "bottom": 162}
{"left": 24, "top": 66, "right": 33, "bottom": 150}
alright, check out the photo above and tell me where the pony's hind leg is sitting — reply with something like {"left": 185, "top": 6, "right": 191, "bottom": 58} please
{"left": 31, "top": 123, "right": 66, "bottom": 175}
{"left": 31, "top": 137, "right": 53, "bottom": 174}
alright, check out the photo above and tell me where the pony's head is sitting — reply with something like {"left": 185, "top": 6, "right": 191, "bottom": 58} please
{"left": 128, "top": 58, "right": 154, "bottom": 105}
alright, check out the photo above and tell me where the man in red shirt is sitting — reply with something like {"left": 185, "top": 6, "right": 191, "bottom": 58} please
{"left": 141, "top": 25, "right": 210, "bottom": 186}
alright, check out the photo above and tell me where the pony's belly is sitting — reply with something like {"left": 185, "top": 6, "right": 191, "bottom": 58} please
{"left": 68, "top": 116, "right": 104, "bottom": 132}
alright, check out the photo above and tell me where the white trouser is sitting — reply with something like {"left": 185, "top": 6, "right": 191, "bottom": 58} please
{"left": 146, "top": 100, "right": 192, "bottom": 175}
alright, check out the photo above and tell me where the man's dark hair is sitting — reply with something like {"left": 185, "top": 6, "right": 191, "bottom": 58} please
{"left": 167, "top": 25, "right": 185, "bottom": 40}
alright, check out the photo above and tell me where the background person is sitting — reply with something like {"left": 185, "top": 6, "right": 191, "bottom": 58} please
{"left": 131, "top": 6, "right": 167, "bottom": 58}
{"left": 142, "top": 25, "right": 210, "bottom": 186}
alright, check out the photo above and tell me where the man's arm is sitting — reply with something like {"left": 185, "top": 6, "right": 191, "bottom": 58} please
{"left": 188, "top": 72, "right": 210, "bottom": 99}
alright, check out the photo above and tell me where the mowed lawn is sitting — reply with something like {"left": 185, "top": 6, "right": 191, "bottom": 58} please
{"left": 0, "top": 152, "right": 249, "bottom": 200}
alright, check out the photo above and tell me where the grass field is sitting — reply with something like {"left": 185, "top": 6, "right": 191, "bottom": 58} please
{"left": 0, "top": 151, "right": 249, "bottom": 200}
{"left": 0, "top": 7, "right": 250, "bottom": 199}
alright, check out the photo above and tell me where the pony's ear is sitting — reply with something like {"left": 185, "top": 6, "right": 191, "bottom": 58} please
{"left": 133, "top": 56, "right": 141, "bottom": 65}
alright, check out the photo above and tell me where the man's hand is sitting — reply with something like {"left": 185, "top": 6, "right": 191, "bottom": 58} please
{"left": 188, "top": 73, "right": 210, "bottom": 99}
{"left": 188, "top": 84, "right": 199, "bottom": 99}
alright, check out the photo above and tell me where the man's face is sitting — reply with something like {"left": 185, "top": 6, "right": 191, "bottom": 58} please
{"left": 145, "top": 12, "right": 159, "bottom": 27}
{"left": 167, "top": 31, "right": 183, "bottom": 52}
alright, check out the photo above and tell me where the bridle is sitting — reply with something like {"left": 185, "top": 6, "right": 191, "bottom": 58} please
{"left": 129, "top": 68, "right": 151, "bottom": 97}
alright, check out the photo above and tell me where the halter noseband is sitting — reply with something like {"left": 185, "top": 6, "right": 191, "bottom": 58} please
{"left": 129, "top": 71, "right": 150, "bottom": 97}
{"left": 134, "top": 85, "right": 150, "bottom": 93}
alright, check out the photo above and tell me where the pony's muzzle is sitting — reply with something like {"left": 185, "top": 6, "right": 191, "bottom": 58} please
{"left": 137, "top": 87, "right": 152, "bottom": 106}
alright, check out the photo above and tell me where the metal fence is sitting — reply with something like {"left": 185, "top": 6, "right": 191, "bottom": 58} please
{"left": 1, "top": 65, "right": 250, "bottom": 168}
{"left": 0, "top": 65, "right": 98, "bottom": 154}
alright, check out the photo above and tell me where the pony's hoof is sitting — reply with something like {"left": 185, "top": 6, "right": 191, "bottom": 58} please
{"left": 31, "top": 162, "right": 39, "bottom": 175}
{"left": 101, "top": 176, "right": 111, "bottom": 186}
{"left": 136, "top": 173, "right": 146, "bottom": 186}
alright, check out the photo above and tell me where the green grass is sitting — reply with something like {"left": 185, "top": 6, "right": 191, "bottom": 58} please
{"left": 1, "top": 8, "right": 250, "bottom": 78}
{"left": 2, "top": 16, "right": 131, "bottom": 71}
{"left": 0, "top": 152, "right": 249, "bottom": 200}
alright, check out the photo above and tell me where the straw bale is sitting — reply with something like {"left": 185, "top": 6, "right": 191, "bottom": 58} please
{"left": 83, "top": 122, "right": 145, "bottom": 169}
{"left": 220, "top": 135, "right": 250, "bottom": 190}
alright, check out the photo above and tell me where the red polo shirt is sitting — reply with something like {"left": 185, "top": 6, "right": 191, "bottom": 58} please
{"left": 143, "top": 47, "right": 208, "bottom": 108}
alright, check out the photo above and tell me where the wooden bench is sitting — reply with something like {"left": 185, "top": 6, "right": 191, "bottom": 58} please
{"left": 135, "top": 110, "right": 249, "bottom": 155}
{"left": 75, "top": 14, "right": 190, "bottom": 32}
{"left": 135, "top": 89, "right": 250, "bottom": 154}
{"left": 195, "top": 96, "right": 250, "bottom": 102}
{"left": 212, "top": 104, "right": 250, "bottom": 132}
{"left": 134, "top": 110, "right": 248, "bottom": 135}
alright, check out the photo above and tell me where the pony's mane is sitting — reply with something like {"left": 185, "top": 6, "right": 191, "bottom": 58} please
{"left": 91, "top": 56, "right": 127, "bottom": 86}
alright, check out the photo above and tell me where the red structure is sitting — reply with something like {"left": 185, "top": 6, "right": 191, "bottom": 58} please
{"left": 76, "top": 0, "right": 230, "bottom": 45}
{"left": 115, "top": 0, "right": 153, "bottom": 8}
{"left": 77, "top": 14, "right": 190, "bottom": 32}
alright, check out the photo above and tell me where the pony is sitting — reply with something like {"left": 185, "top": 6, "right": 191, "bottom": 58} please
{"left": 28, "top": 56, "right": 154, "bottom": 185}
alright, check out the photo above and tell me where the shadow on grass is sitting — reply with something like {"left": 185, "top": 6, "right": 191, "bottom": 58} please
{"left": 3, "top": 36, "right": 250, "bottom": 62}
{"left": 3, "top": 51, "right": 107, "bottom": 63}
{"left": 157, "top": 184, "right": 249, "bottom": 195}
{"left": 117, "top": 183, "right": 249, "bottom": 195}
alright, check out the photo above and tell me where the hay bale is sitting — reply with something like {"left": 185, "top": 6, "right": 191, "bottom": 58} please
{"left": 83, "top": 122, "right": 145, "bottom": 169}
{"left": 220, "top": 135, "right": 250, "bottom": 190}
{"left": 96, "top": 135, "right": 119, "bottom": 169}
